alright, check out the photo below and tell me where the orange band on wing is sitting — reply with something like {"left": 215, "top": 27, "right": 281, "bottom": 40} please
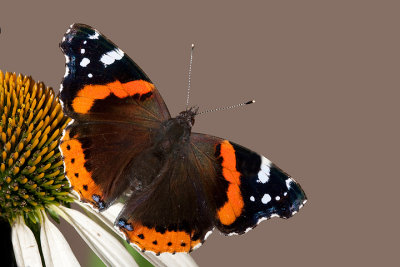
{"left": 217, "top": 141, "right": 244, "bottom": 225}
{"left": 72, "top": 80, "right": 154, "bottom": 114}
{"left": 60, "top": 130, "right": 103, "bottom": 205}
{"left": 120, "top": 221, "right": 201, "bottom": 254}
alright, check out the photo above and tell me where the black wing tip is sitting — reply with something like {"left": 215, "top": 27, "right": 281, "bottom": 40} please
{"left": 60, "top": 23, "right": 98, "bottom": 50}
{"left": 66, "top": 23, "right": 96, "bottom": 34}
{"left": 282, "top": 177, "right": 307, "bottom": 217}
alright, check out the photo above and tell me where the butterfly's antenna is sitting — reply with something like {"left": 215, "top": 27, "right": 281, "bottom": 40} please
{"left": 198, "top": 100, "right": 255, "bottom": 115}
{"left": 185, "top": 44, "right": 195, "bottom": 110}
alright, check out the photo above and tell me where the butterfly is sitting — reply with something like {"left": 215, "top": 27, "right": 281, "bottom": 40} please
{"left": 59, "top": 23, "right": 307, "bottom": 255}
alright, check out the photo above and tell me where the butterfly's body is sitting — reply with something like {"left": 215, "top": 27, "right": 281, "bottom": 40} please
{"left": 59, "top": 24, "right": 307, "bottom": 254}
{"left": 123, "top": 109, "right": 196, "bottom": 196}
{"left": 153, "top": 108, "right": 196, "bottom": 157}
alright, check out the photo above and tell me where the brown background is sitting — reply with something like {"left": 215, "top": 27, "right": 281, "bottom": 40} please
{"left": 1, "top": 0, "right": 398, "bottom": 266}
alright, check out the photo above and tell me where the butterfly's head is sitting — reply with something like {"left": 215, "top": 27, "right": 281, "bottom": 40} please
{"left": 177, "top": 106, "right": 199, "bottom": 128}
{"left": 159, "top": 107, "right": 198, "bottom": 148}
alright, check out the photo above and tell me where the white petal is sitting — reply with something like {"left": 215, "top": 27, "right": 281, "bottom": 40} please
{"left": 77, "top": 202, "right": 198, "bottom": 267}
{"left": 78, "top": 201, "right": 123, "bottom": 231}
{"left": 40, "top": 211, "right": 80, "bottom": 267}
{"left": 53, "top": 205, "right": 139, "bottom": 267}
{"left": 11, "top": 216, "right": 43, "bottom": 267}
{"left": 158, "top": 254, "right": 199, "bottom": 267}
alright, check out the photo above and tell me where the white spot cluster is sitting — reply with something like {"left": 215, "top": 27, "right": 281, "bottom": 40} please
{"left": 100, "top": 48, "right": 124, "bottom": 67}
{"left": 257, "top": 156, "right": 272, "bottom": 183}
{"left": 80, "top": 58, "right": 90, "bottom": 67}
{"left": 79, "top": 39, "right": 93, "bottom": 78}
{"left": 261, "top": 194, "right": 271, "bottom": 204}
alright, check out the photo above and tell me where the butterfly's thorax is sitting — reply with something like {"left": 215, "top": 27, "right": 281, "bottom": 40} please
{"left": 124, "top": 109, "right": 197, "bottom": 190}
{"left": 155, "top": 109, "right": 197, "bottom": 154}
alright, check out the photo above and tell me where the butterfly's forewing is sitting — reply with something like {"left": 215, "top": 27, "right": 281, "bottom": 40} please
{"left": 191, "top": 133, "right": 307, "bottom": 235}
{"left": 60, "top": 24, "right": 170, "bottom": 122}
{"left": 59, "top": 24, "right": 170, "bottom": 209}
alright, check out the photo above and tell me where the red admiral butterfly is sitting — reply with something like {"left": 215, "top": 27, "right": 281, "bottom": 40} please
{"left": 59, "top": 24, "right": 307, "bottom": 255}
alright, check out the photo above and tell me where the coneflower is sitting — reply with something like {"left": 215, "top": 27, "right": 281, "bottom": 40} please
{"left": 0, "top": 71, "right": 139, "bottom": 266}
{"left": 0, "top": 71, "right": 198, "bottom": 267}
{"left": 0, "top": 70, "right": 71, "bottom": 224}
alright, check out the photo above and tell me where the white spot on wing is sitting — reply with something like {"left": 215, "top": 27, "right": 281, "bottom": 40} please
{"left": 192, "top": 242, "right": 202, "bottom": 250}
{"left": 83, "top": 40, "right": 87, "bottom": 44}
{"left": 81, "top": 48, "right": 85, "bottom": 54}
{"left": 63, "top": 55, "right": 70, "bottom": 78}
{"left": 80, "top": 58, "right": 90, "bottom": 67}
{"left": 59, "top": 95, "right": 65, "bottom": 110}
{"left": 286, "top": 178, "right": 292, "bottom": 189}
{"left": 64, "top": 66, "right": 69, "bottom": 78}
{"left": 198, "top": 227, "right": 214, "bottom": 244}
{"left": 257, "top": 156, "right": 271, "bottom": 183}
{"left": 250, "top": 196, "right": 255, "bottom": 202}
{"left": 89, "top": 31, "right": 99, "bottom": 39}
{"left": 100, "top": 48, "right": 124, "bottom": 67}
{"left": 227, "top": 214, "right": 283, "bottom": 236}
{"left": 244, "top": 227, "right": 253, "bottom": 234}
{"left": 204, "top": 230, "right": 213, "bottom": 240}
{"left": 88, "top": 73, "right": 93, "bottom": 78}
{"left": 261, "top": 194, "right": 271, "bottom": 204}
{"left": 275, "top": 196, "right": 280, "bottom": 201}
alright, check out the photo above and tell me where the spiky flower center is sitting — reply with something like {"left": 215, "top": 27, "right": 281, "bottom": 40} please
{"left": 0, "top": 71, "right": 72, "bottom": 223}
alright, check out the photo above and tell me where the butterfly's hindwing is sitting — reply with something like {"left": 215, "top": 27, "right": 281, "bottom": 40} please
{"left": 60, "top": 120, "right": 155, "bottom": 209}
{"left": 115, "top": 145, "right": 215, "bottom": 254}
